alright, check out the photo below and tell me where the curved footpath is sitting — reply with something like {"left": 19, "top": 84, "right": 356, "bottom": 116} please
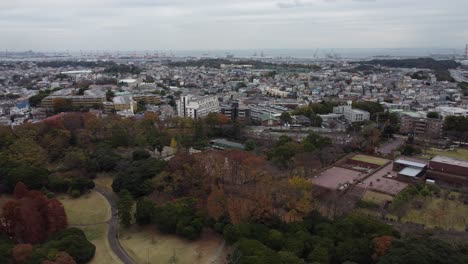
{"left": 95, "top": 187, "right": 136, "bottom": 264}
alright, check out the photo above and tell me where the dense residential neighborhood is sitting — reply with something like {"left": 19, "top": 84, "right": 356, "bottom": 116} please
{"left": 1, "top": 53, "right": 468, "bottom": 264}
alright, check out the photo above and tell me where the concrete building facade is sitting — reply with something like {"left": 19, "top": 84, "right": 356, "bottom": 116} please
{"left": 400, "top": 116, "right": 444, "bottom": 139}
{"left": 177, "top": 94, "right": 220, "bottom": 118}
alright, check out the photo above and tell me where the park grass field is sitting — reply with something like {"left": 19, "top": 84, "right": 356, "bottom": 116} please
{"left": 362, "top": 190, "right": 394, "bottom": 205}
{"left": 351, "top": 154, "right": 388, "bottom": 166}
{"left": 119, "top": 226, "right": 226, "bottom": 264}
{"left": 60, "top": 190, "right": 121, "bottom": 264}
{"left": 402, "top": 196, "right": 468, "bottom": 231}
{"left": 58, "top": 190, "right": 111, "bottom": 225}
{"left": 427, "top": 148, "right": 468, "bottom": 160}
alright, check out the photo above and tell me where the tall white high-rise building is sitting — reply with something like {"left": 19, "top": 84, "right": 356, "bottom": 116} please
{"left": 177, "top": 94, "right": 220, "bottom": 118}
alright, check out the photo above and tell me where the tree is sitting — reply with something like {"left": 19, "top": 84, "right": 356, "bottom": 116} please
{"left": 1, "top": 187, "right": 68, "bottom": 244}
{"left": 152, "top": 198, "right": 204, "bottom": 240}
{"left": 117, "top": 189, "right": 133, "bottom": 227}
{"left": 280, "top": 112, "right": 292, "bottom": 124}
{"left": 7, "top": 138, "right": 47, "bottom": 167}
{"left": 37, "top": 228, "right": 95, "bottom": 264}
{"left": 14, "top": 182, "right": 29, "bottom": 199}
{"left": 62, "top": 149, "right": 89, "bottom": 170}
{"left": 135, "top": 198, "right": 155, "bottom": 225}
{"left": 352, "top": 101, "right": 384, "bottom": 121}
{"left": 426, "top": 112, "right": 440, "bottom": 119}
{"left": 45, "top": 199, "right": 68, "bottom": 236}
{"left": 334, "top": 238, "right": 372, "bottom": 264}
{"left": 92, "top": 145, "right": 120, "bottom": 171}
{"left": 105, "top": 90, "right": 115, "bottom": 102}
{"left": 112, "top": 158, "right": 166, "bottom": 197}
{"left": 303, "top": 132, "right": 331, "bottom": 152}
{"left": 53, "top": 98, "right": 73, "bottom": 113}
{"left": 372, "top": 236, "right": 394, "bottom": 262}
{"left": 132, "top": 149, "right": 151, "bottom": 161}
{"left": 245, "top": 140, "right": 256, "bottom": 151}
{"left": 308, "top": 246, "right": 329, "bottom": 264}
{"left": 379, "top": 237, "right": 468, "bottom": 264}
{"left": 0, "top": 235, "right": 14, "bottom": 264}
{"left": 4, "top": 165, "right": 49, "bottom": 192}
{"left": 12, "top": 244, "right": 33, "bottom": 264}
{"left": 42, "top": 252, "right": 76, "bottom": 264}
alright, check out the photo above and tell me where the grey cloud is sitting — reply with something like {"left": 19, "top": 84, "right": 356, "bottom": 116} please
{"left": 0, "top": 0, "right": 466, "bottom": 51}
{"left": 277, "top": 0, "right": 306, "bottom": 9}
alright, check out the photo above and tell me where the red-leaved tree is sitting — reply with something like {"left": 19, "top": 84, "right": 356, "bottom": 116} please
{"left": 0, "top": 183, "right": 68, "bottom": 244}
{"left": 14, "top": 182, "right": 29, "bottom": 199}
{"left": 12, "top": 243, "right": 33, "bottom": 264}
{"left": 42, "top": 252, "right": 76, "bottom": 264}
{"left": 45, "top": 199, "right": 68, "bottom": 235}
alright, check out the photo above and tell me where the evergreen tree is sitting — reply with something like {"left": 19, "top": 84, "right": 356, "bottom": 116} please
{"left": 117, "top": 189, "right": 133, "bottom": 227}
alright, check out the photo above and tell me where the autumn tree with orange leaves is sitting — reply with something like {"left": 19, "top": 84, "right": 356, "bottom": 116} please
{"left": 372, "top": 236, "right": 394, "bottom": 262}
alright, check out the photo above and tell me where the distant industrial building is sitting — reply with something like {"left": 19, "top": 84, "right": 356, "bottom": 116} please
{"left": 177, "top": 94, "right": 220, "bottom": 118}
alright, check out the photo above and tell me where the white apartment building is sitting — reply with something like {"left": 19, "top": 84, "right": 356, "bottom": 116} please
{"left": 177, "top": 94, "right": 220, "bottom": 118}
{"left": 435, "top": 106, "right": 468, "bottom": 119}
{"left": 333, "top": 101, "right": 370, "bottom": 123}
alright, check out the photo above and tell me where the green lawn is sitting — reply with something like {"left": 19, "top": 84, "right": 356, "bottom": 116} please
{"left": 351, "top": 154, "right": 389, "bottom": 166}
{"left": 427, "top": 148, "right": 468, "bottom": 160}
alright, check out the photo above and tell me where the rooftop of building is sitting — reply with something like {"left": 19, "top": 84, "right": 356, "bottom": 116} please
{"left": 395, "top": 159, "right": 427, "bottom": 168}
{"left": 399, "top": 167, "right": 423, "bottom": 177}
{"left": 431, "top": 155, "right": 468, "bottom": 168}
{"left": 210, "top": 139, "right": 245, "bottom": 150}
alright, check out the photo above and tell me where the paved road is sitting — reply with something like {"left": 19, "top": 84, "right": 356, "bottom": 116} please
{"left": 95, "top": 187, "right": 136, "bottom": 264}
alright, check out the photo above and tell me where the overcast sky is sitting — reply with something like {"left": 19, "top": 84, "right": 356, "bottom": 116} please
{"left": 0, "top": 0, "right": 467, "bottom": 51}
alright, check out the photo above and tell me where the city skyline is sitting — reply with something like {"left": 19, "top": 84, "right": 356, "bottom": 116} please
{"left": 1, "top": 0, "right": 467, "bottom": 51}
